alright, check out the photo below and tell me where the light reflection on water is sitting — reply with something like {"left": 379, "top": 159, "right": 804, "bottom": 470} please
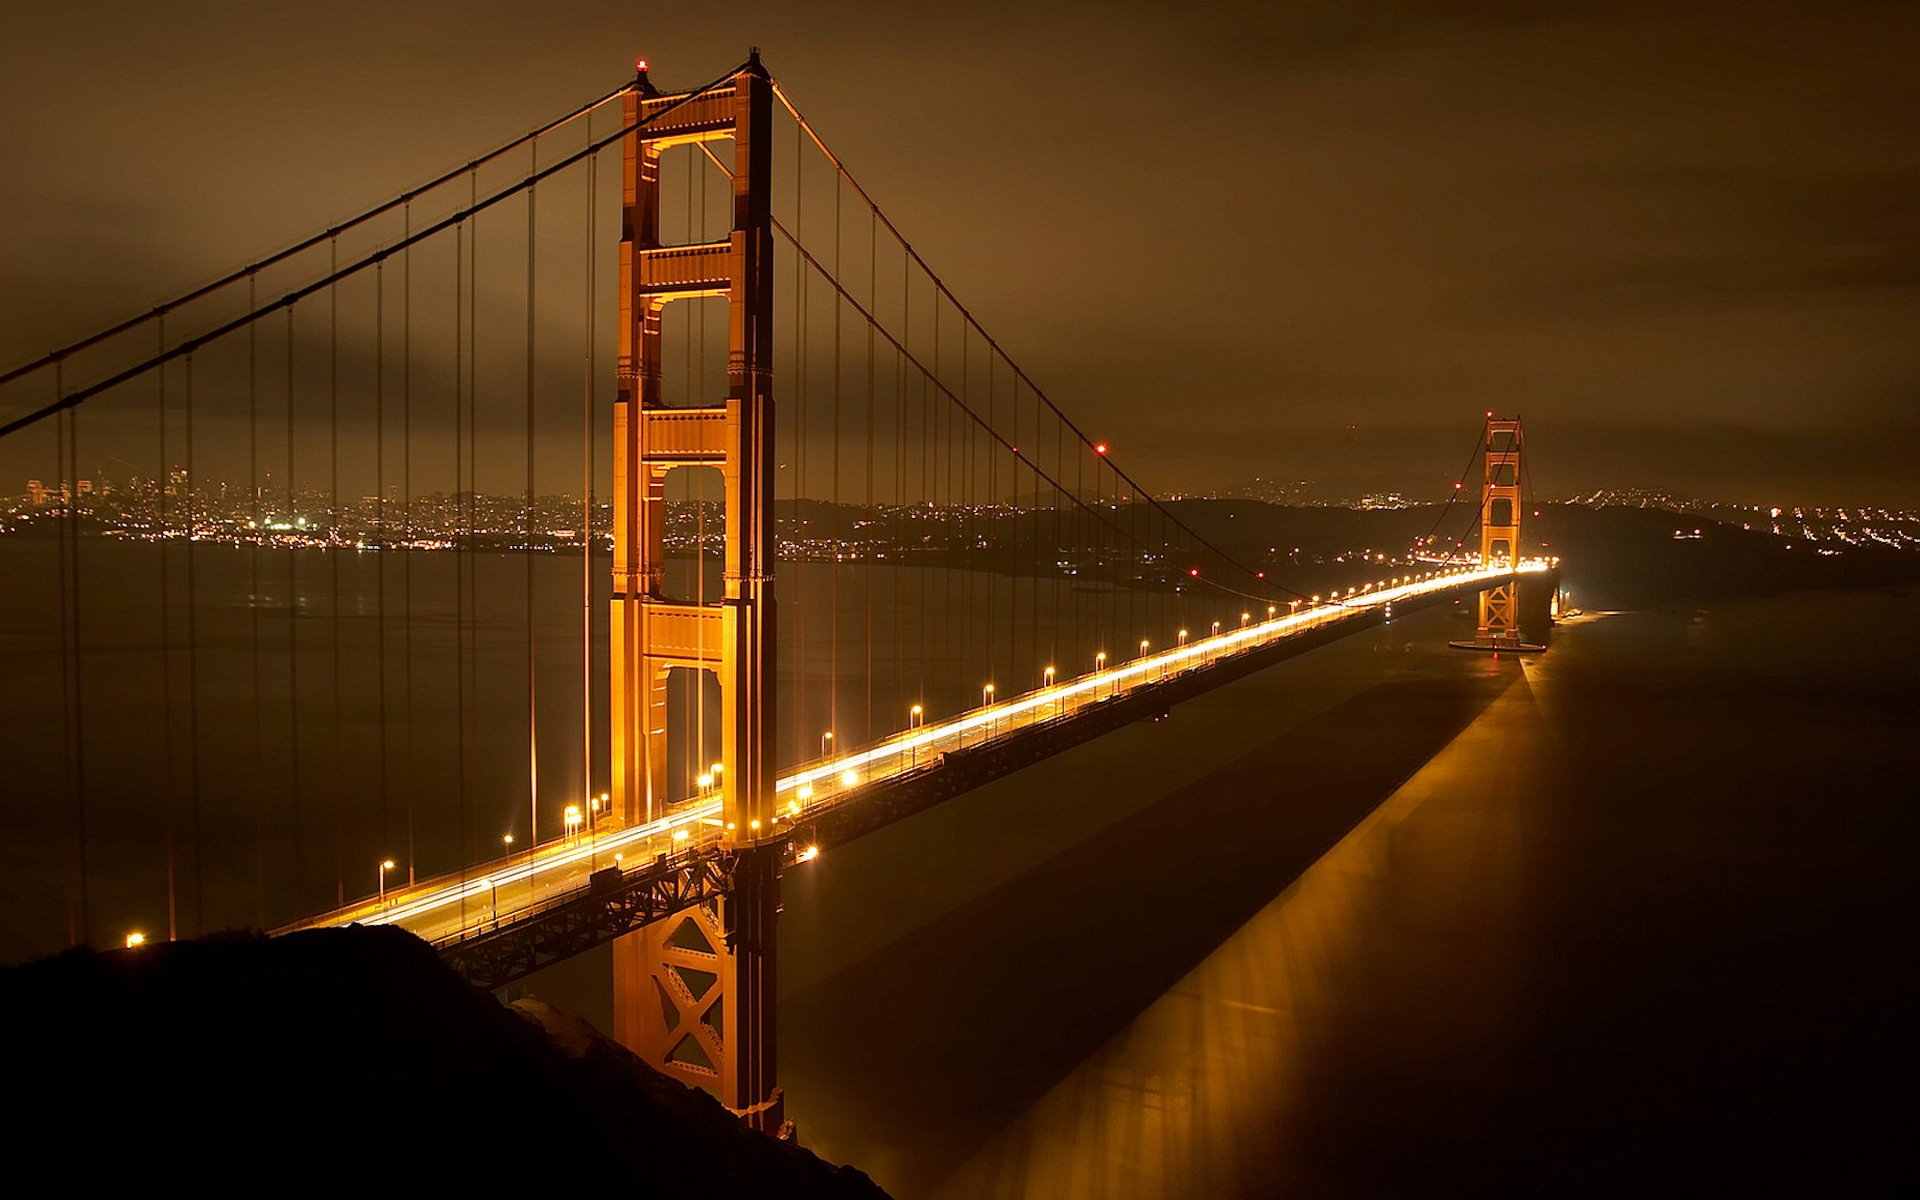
{"left": 926, "top": 662, "right": 1545, "bottom": 1199}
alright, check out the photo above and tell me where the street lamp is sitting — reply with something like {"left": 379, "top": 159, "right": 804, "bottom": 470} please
{"left": 1096, "top": 650, "right": 1108, "bottom": 699}
{"left": 982, "top": 683, "right": 996, "bottom": 738}
{"left": 1241, "top": 612, "right": 1250, "bottom": 628}
{"left": 378, "top": 859, "right": 396, "bottom": 906}
{"left": 1178, "top": 629, "right": 1188, "bottom": 646}
{"left": 1211, "top": 621, "right": 1220, "bottom": 638}
{"left": 820, "top": 730, "right": 833, "bottom": 757}
{"left": 909, "top": 704, "right": 924, "bottom": 765}
{"left": 564, "top": 804, "right": 582, "bottom": 838}
{"left": 125, "top": 931, "right": 145, "bottom": 948}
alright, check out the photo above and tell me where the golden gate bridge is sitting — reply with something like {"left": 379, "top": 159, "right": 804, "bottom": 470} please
{"left": 0, "top": 53, "right": 1553, "bottom": 1137}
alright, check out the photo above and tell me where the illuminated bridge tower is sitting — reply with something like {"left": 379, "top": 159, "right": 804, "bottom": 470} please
{"left": 1475, "top": 415, "right": 1525, "bottom": 647}
{"left": 608, "top": 55, "right": 784, "bottom": 1133}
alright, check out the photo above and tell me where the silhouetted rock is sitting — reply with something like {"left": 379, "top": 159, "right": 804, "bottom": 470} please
{"left": 2, "top": 926, "right": 888, "bottom": 1195}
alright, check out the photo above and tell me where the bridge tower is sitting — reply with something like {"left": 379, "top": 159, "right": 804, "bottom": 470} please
{"left": 1475, "top": 415, "right": 1525, "bottom": 647}
{"left": 608, "top": 55, "right": 784, "bottom": 1133}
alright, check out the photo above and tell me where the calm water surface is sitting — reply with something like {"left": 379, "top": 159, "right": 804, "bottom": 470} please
{"left": 775, "top": 588, "right": 1918, "bottom": 1195}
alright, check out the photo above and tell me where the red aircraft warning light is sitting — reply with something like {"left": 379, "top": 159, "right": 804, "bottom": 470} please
{"left": 1094, "top": 442, "right": 1108, "bottom": 455}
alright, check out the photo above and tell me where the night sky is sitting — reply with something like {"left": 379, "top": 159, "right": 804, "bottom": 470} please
{"left": 2, "top": 1, "right": 1914, "bottom": 504}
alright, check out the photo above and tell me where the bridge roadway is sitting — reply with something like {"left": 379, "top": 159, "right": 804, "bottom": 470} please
{"left": 279, "top": 561, "right": 1551, "bottom": 955}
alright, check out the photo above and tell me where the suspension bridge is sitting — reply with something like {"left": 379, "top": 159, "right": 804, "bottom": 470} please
{"left": 0, "top": 54, "right": 1555, "bottom": 1137}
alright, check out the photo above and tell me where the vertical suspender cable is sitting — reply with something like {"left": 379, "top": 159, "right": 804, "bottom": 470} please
{"left": 248, "top": 276, "right": 265, "bottom": 923}
{"left": 961, "top": 321, "right": 973, "bottom": 685}
{"left": 582, "top": 130, "right": 596, "bottom": 842}
{"left": 864, "top": 206, "right": 875, "bottom": 740}
{"left": 376, "top": 260, "right": 390, "bottom": 872}
{"left": 895, "top": 245, "right": 907, "bottom": 722}
{"left": 328, "top": 237, "right": 343, "bottom": 907}
{"left": 526, "top": 141, "right": 540, "bottom": 851}
{"left": 984, "top": 340, "right": 995, "bottom": 690}
{"left": 157, "top": 320, "right": 177, "bottom": 941}
{"left": 829, "top": 170, "right": 841, "bottom": 741}
{"left": 66, "top": 395, "right": 89, "bottom": 945}
{"left": 792, "top": 121, "right": 806, "bottom": 763}
{"left": 52, "top": 396, "right": 70, "bottom": 932}
{"left": 403, "top": 202, "right": 416, "bottom": 884}
{"left": 286, "top": 308, "right": 303, "bottom": 906}
{"left": 54, "top": 367, "right": 85, "bottom": 945}
{"left": 184, "top": 351, "right": 202, "bottom": 933}
{"left": 453, "top": 215, "right": 468, "bottom": 914}
{"left": 453, "top": 215, "right": 468, "bottom": 921}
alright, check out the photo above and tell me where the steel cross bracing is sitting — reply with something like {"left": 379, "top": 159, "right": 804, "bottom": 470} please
{"left": 438, "top": 846, "right": 736, "bottom": 991}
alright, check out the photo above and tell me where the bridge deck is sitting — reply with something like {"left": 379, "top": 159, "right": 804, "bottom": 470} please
{"left": 279, "top": 562, "right": 1550, "bottom": 964}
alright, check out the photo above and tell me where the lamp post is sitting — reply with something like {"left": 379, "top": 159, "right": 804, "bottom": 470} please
{"left": 1043, "top": 665, "right": 1056, "bottom": 716}
{"left": 909, "top": 704, "right": 924, "bottom": 765}
{"left": 982, "top": 683, "right": 995, "bottom": 738}
{"left": 820, "top": 730, "right": 833, "bottom": 758}
{"left": 1095, "top": 651, "right": 1107, "bottom": 700}
{"left": 377, "top": 859, "right": 396, "bottom": 906}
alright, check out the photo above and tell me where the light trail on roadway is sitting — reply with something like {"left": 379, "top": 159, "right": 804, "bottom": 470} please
{"left": 280, "top": 561, "right": 1550, "bottom": 947}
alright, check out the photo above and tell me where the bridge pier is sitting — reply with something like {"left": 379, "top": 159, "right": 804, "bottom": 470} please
{"left": 613, "top": 844, "right": 784, "bottom": 1133}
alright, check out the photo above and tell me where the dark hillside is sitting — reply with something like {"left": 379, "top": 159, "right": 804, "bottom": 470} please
{"left": 2, "top": 927, "right": 888, "bottom": 1195}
